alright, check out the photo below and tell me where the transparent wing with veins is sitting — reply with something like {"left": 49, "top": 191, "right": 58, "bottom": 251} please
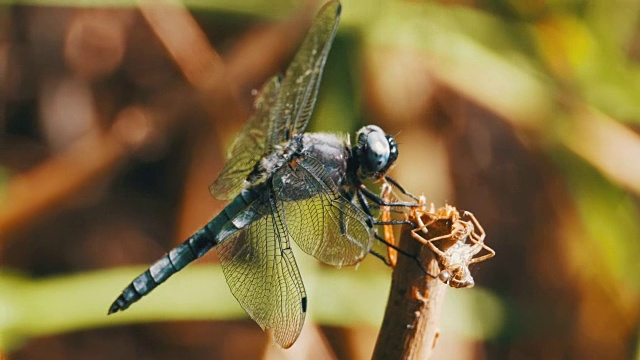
{"left": 210, "top": 0, "right": 341, "bottom": 199}
{"left": 209, "top": 77, "right": 280, "bottom": 200}
{"left": 267, "top": 0, "right": 341, "bottom": 145}
{"left": 216, "top": 196, "right": 306, "bottom": 349}
{"left": 274, "top": 156, "right": 373, "bottom": 266}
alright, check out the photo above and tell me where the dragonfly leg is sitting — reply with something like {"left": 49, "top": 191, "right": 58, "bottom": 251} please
{"left": 368, "top": 249, "right": 393, "bottom": 266}
{"left": 374, "top": 220, "right": 415, "bottom": 226}
{"left": 384, "top": 175, "right": 419, "bottom": 201}
{"left": 374, "top": 232, "right": 429, "bottom": 275}
{"left": 355, "top": 188, "right": 412, "bottom": 227}
{"left": 359, "top": 185, "right": 421, "bottom": 207}
{"left": 356, "top": 187, "right": 427, "bottom": 274}
{"left": 356, "top": 189, "right": 374, "bottom": 217}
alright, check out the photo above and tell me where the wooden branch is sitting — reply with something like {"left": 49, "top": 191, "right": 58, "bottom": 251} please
{"left": 372, "top": 209, "right": 458, "bottom": 359}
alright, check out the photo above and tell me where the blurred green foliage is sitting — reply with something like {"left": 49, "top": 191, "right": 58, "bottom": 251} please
{"left": 0, "top": 264, "right": 504, "bottom": 350}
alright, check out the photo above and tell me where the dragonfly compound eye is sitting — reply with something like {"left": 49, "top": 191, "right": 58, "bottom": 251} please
{"left": 381, "top": 134, "right": 398, "bottom": 173}
{"left": 356, "top": 125, "right": 393, "bottom": 179}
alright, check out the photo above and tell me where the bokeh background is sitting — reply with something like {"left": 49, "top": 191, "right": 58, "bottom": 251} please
{"left": 0, "top": 0, "right": 639, "bottom": 359}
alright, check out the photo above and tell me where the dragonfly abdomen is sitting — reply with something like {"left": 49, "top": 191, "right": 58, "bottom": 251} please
{"left": 107, "top": 226, "right": 216, "bottom": 314}
{"left": 108, "top": 188, "right": 261, "bottom": 315}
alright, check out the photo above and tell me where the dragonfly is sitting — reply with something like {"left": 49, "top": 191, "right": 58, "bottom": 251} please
{"left": 108, "top": 0, "right": 416, "bottom": 348}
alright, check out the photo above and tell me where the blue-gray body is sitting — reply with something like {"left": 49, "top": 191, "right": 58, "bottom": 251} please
{"left": 108, "top": 132, "right": 350, "bottom": 314}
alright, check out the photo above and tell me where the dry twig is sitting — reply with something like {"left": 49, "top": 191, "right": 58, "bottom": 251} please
{"left": 373, "top": 199, "right": 494, "bottom": 359}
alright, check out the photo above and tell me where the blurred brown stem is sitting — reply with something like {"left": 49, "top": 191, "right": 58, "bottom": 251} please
{"left": 0, "top": 131, "right": 125, "bottom": 241}
{"left": 372, "top": 215, "right": 452, "bottom": 359}
{"left": 0, "top": 106, "right": 156, "bottom": 242}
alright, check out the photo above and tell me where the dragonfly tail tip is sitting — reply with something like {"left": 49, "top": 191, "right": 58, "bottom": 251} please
{"left": 107, "top": 301, "right": 123, "bottom": 315}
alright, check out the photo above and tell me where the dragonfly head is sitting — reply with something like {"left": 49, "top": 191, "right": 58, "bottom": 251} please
{"left": 354, "top": 125, "right": 398, "bottom": 180}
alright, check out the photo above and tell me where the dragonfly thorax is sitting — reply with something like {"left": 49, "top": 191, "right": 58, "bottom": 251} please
{"left": 246, "top": 135, "right": 305, "bottom": 186}
{"left": 353, "top": 125, "right": 398, "bottom": 180}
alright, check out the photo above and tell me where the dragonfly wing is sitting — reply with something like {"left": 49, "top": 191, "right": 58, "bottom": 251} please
{"left": 212, "top": 0, "right": 340, "bottom": 199}
{"left": 268, "top": 0, "right": 341, "bottom": 146}
{"left": 209, "top": 77, "right": 281, "bottom": 200}
{"left": 216, "top": 195, "right": 306, "bottom": 349}
{"left": 273, "top": 156, "right": 373, "bottom": 267}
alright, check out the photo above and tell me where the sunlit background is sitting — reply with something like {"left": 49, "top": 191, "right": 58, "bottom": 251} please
{"left": 0, "top": 0, "right": 639, "bottom": 359}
